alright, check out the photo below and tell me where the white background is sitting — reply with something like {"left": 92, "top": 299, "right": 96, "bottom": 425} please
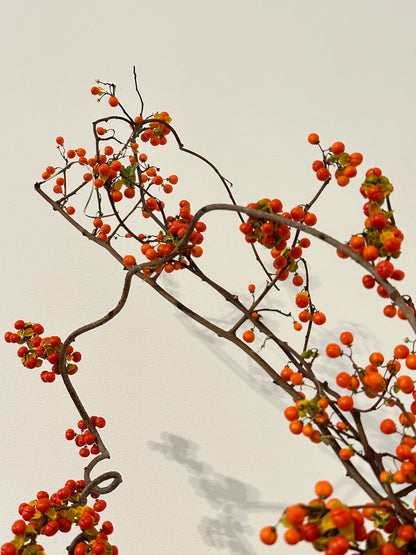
{"left": 1, "top": 1, "right": 416, "bottom": 553}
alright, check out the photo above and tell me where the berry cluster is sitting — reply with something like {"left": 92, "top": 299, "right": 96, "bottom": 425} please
{"left": 1, "top": 480, "right": 117, "bottom": 555}
{"left": 65, "top": 417, "right": 106, "bottom": 458}
{"left": 261, "top": 481, "right": 416, "bottom": 554}
{"left": 38, "top": 80, "right": 210, "bottom": 281}
{"left": 334, "top": 166, "right": 407, "bottom": 318}
{"left": 140, "top": 111, "right": 172, "bottom": 146}
{"left": 239, "top": 198, "right": 316, "bottom": 280}
{"left": 4, "top": 321, "right": 81, "bottom": 382}
{"left": 122, "top": 199, "right": 207, "bottom": 274}
{"left": 308, "top": 134, "right": 363, "bottom": 187}
{"left": 280, "top": 332, "right": 416, "bottom": 445}
{"left": 45, "top": 136, "right": 175, "bottom": 216}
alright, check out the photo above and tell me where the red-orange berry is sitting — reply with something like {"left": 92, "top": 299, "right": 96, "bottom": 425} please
{"left": 331, "top": 141, "right": 345, "bottom": 154}
{"left": 308, "top": 133, "right": 320, "bottom": 144}
{"left": 259, "top": 526, "right": 277, "bottom": 545}
{"left": 243, "top": 330, "right": 255, "bottom": 343}
{"left": 123, "top": 255, "right": 136, "bottom": 267}
{"left": 326, "top": 343, "right": 342, "bottom": 358}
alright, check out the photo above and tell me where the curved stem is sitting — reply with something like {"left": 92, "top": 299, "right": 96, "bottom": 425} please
{"left": 57, "top": 265, "right": 141, "bottom": 493}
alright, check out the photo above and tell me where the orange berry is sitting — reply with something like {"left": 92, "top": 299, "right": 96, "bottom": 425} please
{"left": 344, "top": 165, "right": 357, "bottom": 178}
{"left": 123, "top": 255, "right": 136, "bottom": 267}
{"left": 316, "top": 167, "right": 330, "bottom": 181}
{"left": 284, "top": 406, "right": 299, "bottom": 421}
{"left": 111, "top": 190, "right": 123, "bottom": 202}
{"left": 308, "top": 133, "right": 320, "bottom": 144}
{"left": 331, "top": 141, "right": 345, "bottom": 154}
{"left": 394, "top": 344, "right": 410, "bottom": 359}
{"left": 284, "top": 528, "right": 302, "bottom": 545}
{"left": 337, "top": 395, "right": 354, "bottom": 411}
{"left": 100, "top": 224, "right": 111, "bottom": 234}
{"left": 285, "top": 505, "right": 307, "bottom": 526}
{"left": 108, "top": 95, "right": 119, "bottom": 107}
{"left": 292, "top": 274, "right": 303, "bottom": 287}
{"left": 369, "top": 352, "right": 384, "bottom": 366}
{"left": 312, "top": 160, "right": 324, "bottom": 172}
{"left": 315, "top": 480, "right": 333, "bottom": 498}
{"left": 289, "top": 420, "right": 303, "bottom": 434}
{"left": 242, "top": 330, "right": 255, "bottom": 343}
{"left": 350, "top": 235, "right": 365, "bottom": 250}
{"left": 312, "top": 312, "right": 326, "bottom": 325}
{"left": 298, "top": 310, "right": 310, "bottom": 323}
{"left": 304, "top": 213, "right": 317, "bottom": 226}
{"left": 280, "top": 366, "right": 293, "bottom": 381}
{"left": 326, "top": 343, "right": 342, "bottom": 358}
{"left": 124, "top": 187, "right": 135, "bottom": 199}
{"left": 339, "top": 447, "right": 353, "bottom": 460}
{"left": 380, "top": 419, "right": 396, "bottom": 434}
{"left": 340, "top": 331, "right": 353, "bottom": 345}
{"left": 259, "top": 526, "right": 277, "bottom": 545}
{"left": 350, "top": 152, "right": 363, "bottom": 167}
{"left": 363, "top": 245, "right": 379, "bottom": 261}
{"left": 337, "top": 175, "right": 350, "bottom": 187}
{"left": 290, "top": 372, "right": 303, "bottom": 386}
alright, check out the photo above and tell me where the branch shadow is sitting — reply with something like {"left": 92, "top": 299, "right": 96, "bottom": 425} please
{"left": 148, "top": 432, "right": 284, "bottom": 554}
{"left": 175, "top": 311, "right": 285, "bottom": 409}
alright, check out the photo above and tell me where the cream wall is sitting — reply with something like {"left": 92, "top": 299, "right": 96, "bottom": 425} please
{"left": 1, "top": 2, "right": 416, "bottom": 553}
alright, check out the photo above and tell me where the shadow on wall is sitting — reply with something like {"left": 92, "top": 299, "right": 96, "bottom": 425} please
{"left": 176, "top": 311, "right": 284, "bottom": 409}
{"left": 148, "top": 432, "right": 284, "bottom": 554}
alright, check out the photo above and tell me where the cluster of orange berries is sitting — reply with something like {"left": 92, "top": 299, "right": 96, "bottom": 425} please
{"left": 4, "top": 321, "right": 81, "bottom": 383}
{"left": 278, "top": 332, "right": 416, "bottom": 473}
{"left": 122, "top": 200, "right": 207, "bottom": 275}
{"left": 91, "top": 84, "right": 119, "bottom": 111}
{"left": 327, "top": 336, "right": 416, "bottom": 470}
{"left": 44, "top": 138, "right": 175, "bottom": 210}
{"left": 307, "top": 136, "right": 408, "bottom": 320}
{"left": 65, "top": 416, "right": 106, "bottom": 458}
{"left": 308, "top": 134, "right": 363, "bottom": 187}
{"left": 282, "top": 390, "right": 329, "bottom": 443}
{"left": 1, "top": 480, "right": 117, "bottom": 555}
{"left": 41, "top": 111, "right": 173, "bottom": 223}
{"left": 140, "top": 111, "right": 172, "bottom": 146}
{"left": 332, "top": 166, "right": 408, "bottom": 319}
{"left": 91, "top": 81, "right": 172, "bottom": 146}
{"left": 241, "top": 279, "right": 327, "bottom": 343}
{"left": 261, "top": 481, "right": 416, "bottom": 554}
{"left": 41, "top": 85, "right": 198, "bottom": 281}
{"left": 239, "top": 198, "right": 316, "bottom": 280}
{"left": 293, "top": 289, "right": 326, "bottom": 331}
